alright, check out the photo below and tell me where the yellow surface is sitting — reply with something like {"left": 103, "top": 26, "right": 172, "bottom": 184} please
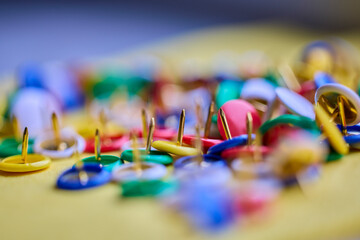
{"left": 314, "top": 104, "right": 349, "bottom": 155}
{"left": 2, "top": 23, "right": 360, "bottom": 240}
{"left": 0, "top": 154, "right": 51, "bottom": 172}
{"left": 152, "top": 140, "right": 199, "bottom": 156}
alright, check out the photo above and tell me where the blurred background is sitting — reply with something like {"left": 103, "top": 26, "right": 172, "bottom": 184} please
{"left": 1, "top": 0, "right": 360, "bottom": 75}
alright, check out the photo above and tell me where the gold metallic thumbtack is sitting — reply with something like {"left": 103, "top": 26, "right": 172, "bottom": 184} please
{"left": 94, "top": 129, "right": 101, "bottom": 162}
{"left": 146, "top": 117, "right": 155, "bottom": 154}
{"left": 131, "top": 133, "right": 142, "bottom": 177}
{"left": 204, "top": 101, "right": 214, "bottom": 139}
{"left": 337, "top": 96, "right": 348, "bottom": 135}
{"left": 12, "top": 115, "right": 20, "bottom": 141}
{"left": 246, "top": 112, "right": 253, "bottom": 146}
{"left": 195, "top": 99, "right": 203, "bottom": 129}
{"left": 141, "top": 109, "right": 148, "bottom": 140}
{"left": 195, "top": 124, "right": 203, "bottom": 166}
{"left": 176, "top": 109, "right": 185, "bottom": 146}
{"left": 21, "top": 127, "right": 29, "bottom": 164}
{"left": 99, "top": 109, "right": 108, "bottom": 134}
{"left": 52, "top": 112, "right": 61, "bottom": 147}
{"left": 219, "top": 108, "right": 232, "bottom": 140}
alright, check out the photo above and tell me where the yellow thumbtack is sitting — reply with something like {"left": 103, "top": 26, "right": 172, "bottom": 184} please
{"left": 204, "top": 101, "right": 214, "bottom": 139}
{"left": 314, "top": 104, "right": 349, "bottom": 155}
{"left": 141, "top": 108, "right": 148, "bottom": 140}
{"left": 0, "top": 127, "right": 51, "bottom": 172}
{"left": 219, "top": 108, "right": 232, "bottom": 140}
{"left": 152, "top": 109, "right": 199, "bottom": 156}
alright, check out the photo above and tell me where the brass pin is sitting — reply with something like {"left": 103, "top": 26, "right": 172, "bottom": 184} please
{"left": 74, "top": 141, "right": 88, "bottom": 186}
{"left": 177, "top": 109, "right": 185, "bottom": 146}
{"left": 51, "top": 112, "right": 61, "bottom": 147}
{"left": 146, "top": 117, "right": 155, "bottom": 154}
{"left": 254, "top": 131, "right": 263, "bottom": 162}
{"left": 219, "top": 108, "right": 232, "bottom": 140}
{"left": 76, "top": 161, "right": 89, "bottom": 186}
{"left": 195, "top": 124, "right": 203, "bottom": 166}
{"left": 337, "top": 96, "right": 348, "bottom": 135}
{"left": 141, "top": 109, "right": 148, "bottom": 140}
{"left": 204, "top": 101, "right": 214, "bottom": 139}
{"left": 94, "top": 129, "right": 101, "bottom": 162}
{"left": 195, "top": 100, "right": 203, "bottom": 129}
{"left": 12, "top": 115, "right": 21, "bottom": 141}
{"left": 99, "top": 109, "right": 108, "bottom": 134}
{"left": 278, "top": 63, "right": 301, "bottom": 92}
{"left": 131, "top": 133, "right": 142, "bottom": 176}
{"left": 246, "top": 112, "right": 253, "bottom": 146}
{"left": 21, "top": 127, "right": 29, "bottom": 164}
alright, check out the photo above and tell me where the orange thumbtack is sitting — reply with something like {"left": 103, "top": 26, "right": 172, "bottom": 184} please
{"left": 0, "top": 127, "right": 51, "bottom": 172}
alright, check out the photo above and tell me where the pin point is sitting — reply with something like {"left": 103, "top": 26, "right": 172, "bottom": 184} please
{"left": 182, "top": 102, "right": 223, "bottom": 151}
{"left": 0, "top": 127, "right": 51, "bottom": 172}
{"left": 274, "top": 87, "right": 315, "bottom": 120}
{"left": 0, "top": 116, "right": 35, "bottom": 158}
{"left": 217, "top": 100, "right": 261, "bottom": 140}
{"left": 221, "top": 113, "right": 271, "bottom": 160}
{"left": 121, "top": 118, "right": 173, "bottom": 165}
{"left": 81, "top": 129, "right": 122, "bottom": 172}
{"left": 315, "top": 83, "right": 360, "bottom": 133}
{"left": 152, "top": 109, "right": 199, "bottom": 156}
{"left": 208, "top": 109, "right": 255, "bottom": 155}
{"left": 112, "top": 133, "right": 167, "bottom": 182}
{"left": 314, "top": 104, "right": 349, "bottom": 155}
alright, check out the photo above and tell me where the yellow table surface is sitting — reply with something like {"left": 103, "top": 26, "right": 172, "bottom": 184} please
{"left": 2, "top": 23, "right": 360, "bottom": 240}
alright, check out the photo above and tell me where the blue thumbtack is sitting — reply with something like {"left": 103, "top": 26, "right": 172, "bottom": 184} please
{"left": 57, "top": 163, "right": 111, "bottom": 190}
